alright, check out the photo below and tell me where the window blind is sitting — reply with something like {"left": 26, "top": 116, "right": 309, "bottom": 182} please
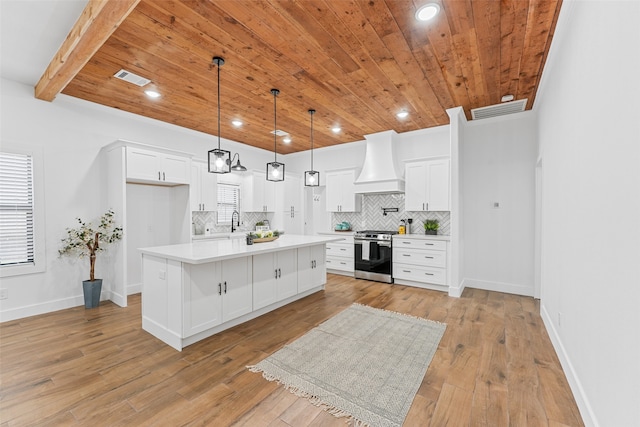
{"left": 0, "top": 152, "right": 35, "bottom": 266}
{"left": 217, "top": 183, "right": 239, "bottom": 224}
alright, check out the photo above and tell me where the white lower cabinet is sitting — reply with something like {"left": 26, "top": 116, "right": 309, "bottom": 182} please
{"left": 325, "top": 236, "right": 354, "bottom": 275}
{"left": 253, "top": 249, "right": 298, "bottom": 310}
{"left": 297, "top": 245, "right": 326, "bottom": 292}
{"left": 393, "top": 237, "right": 448, "bottom": 290}
{"left": 182, "top": 257, "right": 252, "bottom": 337}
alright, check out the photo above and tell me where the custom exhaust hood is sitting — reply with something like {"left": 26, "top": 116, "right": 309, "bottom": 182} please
{"left": 354, "top": 130, "right": 405, "bottom": 194}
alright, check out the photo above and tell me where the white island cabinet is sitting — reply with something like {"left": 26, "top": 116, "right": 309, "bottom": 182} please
{"left": 139, "top": 235, "right": 341, "bottom": 350}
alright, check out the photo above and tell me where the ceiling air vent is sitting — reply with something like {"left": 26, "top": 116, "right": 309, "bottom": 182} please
{"left": 114, "top": 69, "right": 151, "bottom": 87}
{"left": 270, "top": 130, "right": 289, "bottom": 136}
{"left": 471, "top": 99, "right": 528, "bottom": 120}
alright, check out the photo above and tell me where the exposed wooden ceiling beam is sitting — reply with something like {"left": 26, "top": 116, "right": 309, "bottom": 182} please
{"left": 34, "top": 0, "right": 141, "bottom": 101}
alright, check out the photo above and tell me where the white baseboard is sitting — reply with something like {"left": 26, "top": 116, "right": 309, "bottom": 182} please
{"left": 461, "top": 278, "right": 534, "bottom": 297}
{"left": 0, "top": 294, "right": 107, "bottom": 322}
{"left": 128, "top": 282, "right": 142, "bottom": 295}
{"left": 540, "top": 304, "right": 599, "bottom": 427}
{"left": 448, "top": 280, "right": 465, "bottom": 298}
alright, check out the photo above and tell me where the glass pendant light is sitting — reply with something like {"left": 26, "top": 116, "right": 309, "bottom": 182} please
{"left": 266, "top": 89, "right": 285, "bottom": 182}
{"left": 208, "top": 56, "right": 231, "bottom": 174}
{"left": 304, "top": 109, "right": 319, "bottom": 187}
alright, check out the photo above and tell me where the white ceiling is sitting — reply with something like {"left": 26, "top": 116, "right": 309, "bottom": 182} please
{"left": 0, "top": 0, "right": 88, "bottom": 86}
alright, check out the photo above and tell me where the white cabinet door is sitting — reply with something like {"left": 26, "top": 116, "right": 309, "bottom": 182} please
{"left": 281, "top": 210, "right": 304, "bottom": 234}
{"left": 127, "top": 147, "right": 161, "bottom": 182}
{"left": 183, "top": 262, "right": 223, "bottom": 337}
{"left": 326, "top": 170, "right": 360, "bottom": 212}
{"left": 405, "top": 162, "right": 428, "bottom": 211}
{"left": 426, "top": 159, "right": 450, "bottom": 211}
{"left": 276, "top": 249, "right": 297, "bottom": 300}
{"left": 404, "top": 159, "right": 450, "bottom": 211}
{"left": 253, "top": 252, "right": 278, "bottom": 310}
{"left": 221, "top": 257, "right": 252, "bottom": 322}
{"left": 162, "top": 154, "right": 190, "bottom": 184}
{"left": 190, "top": 161, "right": 217, "bottom": 212}
{"left": 127, "top": 147, "right": 191, "bottom": 185}
{"left": 245, "top": 171, "right": 276, "bottom": 212}
{"left": 298, "top": 245, "right": 326, "bottom": 293}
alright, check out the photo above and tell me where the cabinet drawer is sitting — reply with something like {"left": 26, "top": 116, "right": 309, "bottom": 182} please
{"left": 394, "top": 248, "right": 446, "bottom": 268}
{"left": 394, "top": 238, "right": 447, "bottom": 251}
{"left": 393, "top": 263, "right": 446, "bottom": 285}
{"left": 326, "top": 243, "right": 354, "bottom": 258}
{"left": 326, "top": 257, "right": 354, "bottom": 272}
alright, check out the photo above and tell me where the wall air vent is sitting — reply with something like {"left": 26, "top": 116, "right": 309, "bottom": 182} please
{"left": 471, "top": 99, "right": 528, "bottom": 120}
{"left": 113, "top": 69, "right": 151, "bottom": 87}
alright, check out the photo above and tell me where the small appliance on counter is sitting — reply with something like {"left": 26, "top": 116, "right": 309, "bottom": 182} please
{"left": 335, "top": 221, "right": 351, "bottom": 231}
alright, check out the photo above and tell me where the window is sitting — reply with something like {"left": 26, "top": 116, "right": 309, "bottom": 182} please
{"left": 0, "top": 147, "right": 45, "bottom": 277}
{"left": 217, "top": 183, "right": 240, "bottom": 224}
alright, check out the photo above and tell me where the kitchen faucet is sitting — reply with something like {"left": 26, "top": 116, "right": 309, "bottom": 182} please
{"left": 231, "top": 210, "right": 240, "bottom": 233}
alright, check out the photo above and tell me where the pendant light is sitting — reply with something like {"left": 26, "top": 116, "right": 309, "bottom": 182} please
{"left": 304, "top": 109, "right": 319, "bottom": 186}
{"left": 208, "top": 56, "right": 231, "bottom": 174}
{"left": 230, "top": 153, "right": 247, "bottom": 171}
{"left": 266, "top": 89, "right": 285, "bottom": 182}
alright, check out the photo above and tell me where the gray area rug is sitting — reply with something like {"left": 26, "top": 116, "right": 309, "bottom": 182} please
{"left": 247, "top": 303, "right": 446, "bottom": 426}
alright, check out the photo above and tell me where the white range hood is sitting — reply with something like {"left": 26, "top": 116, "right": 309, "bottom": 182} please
{"left": 354, "top": 130, "right": 405, "bottom": 194}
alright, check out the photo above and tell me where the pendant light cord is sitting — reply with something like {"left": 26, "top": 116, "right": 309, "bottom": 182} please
{"left": 217, "top": 60, "right": 221, "bottom": 150}
{"left": 310, "top": 109, "right": 315, "bottom": 170}
{"left": 272, "top": 89, "right": 278, "bottom": 162}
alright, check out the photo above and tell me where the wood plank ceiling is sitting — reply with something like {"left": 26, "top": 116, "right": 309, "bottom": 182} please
{"left": 38, "top": 0, "right": 562, "bottom": 155}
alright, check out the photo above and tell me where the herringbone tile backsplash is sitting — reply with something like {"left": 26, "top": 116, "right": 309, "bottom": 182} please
{"left": 333, "top": 193, "right": 450, "bottom": 235}
{"left": 192, "top": 211, "right": 271, "bottom": 235}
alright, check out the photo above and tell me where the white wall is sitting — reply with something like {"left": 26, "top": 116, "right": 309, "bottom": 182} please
{"left": 0, "top": 78, "right": 275, "bottom": 320}
{"left": 461, "top": 112, "right": 538, "bottom": 296}
{"left": 536, "top": 1, "right": 640, "bottom": 426}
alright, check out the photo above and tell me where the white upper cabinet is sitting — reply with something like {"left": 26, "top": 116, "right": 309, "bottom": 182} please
{"left": 244, "top": 170, "right": 276, "bottom": 212}
{"left": 190, "top": 161, "right": 217, "bottom": 212}
{"left": 325, "top": 169, "right": 362, "bottom": 212}
{"left": 405, "top": 159, "right": 450, "bottom": 211}
{"left": 126, "top": 146, "right": 190, "bottom": 185}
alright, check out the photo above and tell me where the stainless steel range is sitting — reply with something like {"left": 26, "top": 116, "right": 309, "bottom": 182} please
{"left": 354, "top": 230, "right": 397, "bottom": 283}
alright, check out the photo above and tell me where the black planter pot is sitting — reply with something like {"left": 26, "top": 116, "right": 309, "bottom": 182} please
{"left": 424, "top": 230, "right": 437, "bottom": 235}
{"left": 82, "top": 279, "right": 102, "bottom": 309}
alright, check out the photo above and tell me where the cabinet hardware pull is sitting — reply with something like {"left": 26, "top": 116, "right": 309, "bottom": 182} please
{"left": 425, "top": 273, "right": 433, "bottom": 276}
{"left": 275, "top": 269, "right": 278, "bottom": 279}
{"left": 402, "top": 242, "right": 411, "bottom": 244}
{"left": 224, "top": 281, "right": 227, "bottom": 293}
{"left": 403, "top": 254, "right": 410, "bottom": 257}
{"left": 425, "top": 256, "right": 434, "bottom": 259}
{"left": 311, "top": 260, "right": 314, "bottom": 268}
{"left": 425, "top": 243, "right": 434, "bottom": 246}
{"left": 426, "top": 202, "right": 429, "bottom": 211}
{"left": 278, "top": 268, "right": 281, "bottom": 278}
{"left": 158, "top": 171, "right": 161, "bottom": 180}
{"left": 163, "top": 172, "right": 165, "bottom": 181}
{"left": 340, "top": 248, "right": 346, "bottom": 251}
{"left": 218, "top": 283, "right": 222, "bottom": 295}
{"left": 403, "top": 270, "right": 411, "bottom": 273}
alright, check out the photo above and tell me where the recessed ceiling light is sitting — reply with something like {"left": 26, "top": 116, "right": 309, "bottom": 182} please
{"left": 397, "top": 111, "right": 409, "bottom": 119}
{"left": 416, "top": 3, "right": 440, "bottom": 21}
{"left": 501, "top": 94, "right": 515, "bottom": 102}
{"left": 231, "top": 120, "right": 243, "bottom": 127}
{"left": 332, "top": 127, "right": 341, "bottom": 134}
{"left": 144, "top": 90, "right": 161, "bottom": 99}
{"left": 283, "top": 137, "right": 292, "bottom": 144}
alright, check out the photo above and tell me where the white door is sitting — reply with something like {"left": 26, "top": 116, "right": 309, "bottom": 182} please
{"left": 276, "top": 249, "right": 298, "bottom": 300}
{"left": 426, "top": 159, "right": 450, "bottom": 211}
{"left": 183, "top": 262, "right": 223, "bottom": 336}
{"left": 405, "top": 162, "right": 427, "bottom": 211}
{"left": 127, "top": 147, "right": 161, "bottom": 182}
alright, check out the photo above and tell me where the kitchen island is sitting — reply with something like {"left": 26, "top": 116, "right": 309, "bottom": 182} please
{"left": 139, "top": 235, "right": 342, "bottom": 350}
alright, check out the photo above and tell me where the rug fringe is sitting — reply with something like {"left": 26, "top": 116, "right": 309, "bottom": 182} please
{"left": 247, "top": 365, "right": 370, "bottom": 426}
{"left": 352, "top": 302, "right": 448, "bottom": 326}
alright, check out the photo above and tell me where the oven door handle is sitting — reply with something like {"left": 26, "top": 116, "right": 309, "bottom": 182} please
{"left": 355, "top": 240, "right": 391, "bottom": 247}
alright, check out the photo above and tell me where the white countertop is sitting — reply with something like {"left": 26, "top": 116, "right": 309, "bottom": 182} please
{"left": 317, "top": 231, "right": 355, "bottom": 236}
{"left": 393, "top": 234, "right": 450, "bottom": 241}
{"left": 192, "top": 232, "right": 245, "bottom": 240}
{"left": 139, "top": 234, "right": 343, "bottom": 264}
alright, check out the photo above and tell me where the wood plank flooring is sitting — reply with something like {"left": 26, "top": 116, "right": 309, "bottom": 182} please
{"left": 0, "top": 275, "right": 584, "bottom": 426}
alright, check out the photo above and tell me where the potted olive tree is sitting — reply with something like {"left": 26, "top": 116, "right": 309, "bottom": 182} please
{"left": 423, "top": 219, "right": 439, "bottom": 235}
{"left": 59, "top": 209, "right": 122, "bottom": 308}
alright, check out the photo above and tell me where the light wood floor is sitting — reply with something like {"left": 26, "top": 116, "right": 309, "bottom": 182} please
{"left": 0, "top": 275, "right": 583, "bottom": 426}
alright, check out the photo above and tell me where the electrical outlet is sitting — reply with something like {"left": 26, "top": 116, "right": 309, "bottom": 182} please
{"left": 0, "top": 289, "right": 8, "bottom": 300}
{"left": 558, "top": 312, "right": 562, "bottom": 328}
{"left": 492, "top": 201, "right": 501, "bottom": 209}
{"left": 158, "top": 271, "right": 166, "bottom": 280}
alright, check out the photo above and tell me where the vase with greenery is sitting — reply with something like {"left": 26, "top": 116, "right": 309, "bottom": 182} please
{"left": 59, "top": 209, "right": 123, "bottom": 308}
{"left": 423, "top": 219, "right": 439, "bottom": 235}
